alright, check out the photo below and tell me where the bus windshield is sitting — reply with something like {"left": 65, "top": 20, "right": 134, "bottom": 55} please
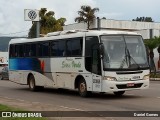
{"left": 101, "top": 35, "right": 149, "bottom": 70}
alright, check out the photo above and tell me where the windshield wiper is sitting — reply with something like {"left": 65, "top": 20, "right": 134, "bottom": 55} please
{"left": 119, "top": 46, "right": 130, "bottom": 68}
{"left": 120, "top": 44, "right": 140, "bottom": 69}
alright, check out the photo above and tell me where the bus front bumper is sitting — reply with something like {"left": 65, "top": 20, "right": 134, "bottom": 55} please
{"left": 101, "top": 79, "right": 149, "bottom": 92}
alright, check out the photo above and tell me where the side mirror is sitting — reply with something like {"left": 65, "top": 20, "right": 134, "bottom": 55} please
{"left": 99, "top": 43, "right": 104, "bottom": 58}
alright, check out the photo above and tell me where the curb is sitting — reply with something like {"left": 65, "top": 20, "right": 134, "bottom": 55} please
{"left": 150, "top": 78, "right": 160, "bottom": 81}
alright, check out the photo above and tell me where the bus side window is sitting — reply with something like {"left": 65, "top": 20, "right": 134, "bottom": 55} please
{"left": 71, "top": 38, "right": 83, "bottom": 56}
{"left": 13, "top": 44, "right": 24, "bottom": 57}
{"left": 30, "top": 44, "right": 37, "bottom": 57}
{"left": 51, "top": 40, "right": 65, "bottom": 57}
{"left": 37, "top": 43, "right": 43, "bottom": 57}
{"left": 9, "top": 45, "right": 15, "bottom": 57}
{"left": 37, "top": 42, "right": 50, "bottom": 57}
{"left": 25, "top": 44, "right": 30, "bottom": 57}
{"left": 51, "top": 41, "right": 59, "bottom": 56}
{"left": 19, "top": 45, "right": 24, "bottom": 57}
{"left": 66, "top": 38, "right": 83, "bottom": 57}
{"left": 58, "top": 40, "right": 65, "bottom": 57}
{"left": 42, "top": 42, "right": 49, "bottom": 57}
{"left": 15, "top": 45, "right": 19, "bottom": 57}
{"left": 66, "top": 40, "right": 72, "bottom": 56}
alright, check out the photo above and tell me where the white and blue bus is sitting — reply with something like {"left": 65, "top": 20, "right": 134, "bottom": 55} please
{"left": 9, "top": 30, "right": 149, "bottom": 97}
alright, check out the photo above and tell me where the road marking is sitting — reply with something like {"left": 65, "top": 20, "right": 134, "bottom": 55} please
{"left": 1, "top": 96, "right": 85, "bottom": 112}
{"left": 126, "top": 94, "right": 134, "bottom": 95}
{"left": 1, "top": 96, "right": 15, "bottom": 100}
{"left": 32, "top": 102, "right": 41, "bottom": 104}
{"left": 16, "top": 99, "right": 25, "bottom": 102}
{"left": 59, "top": 105, "right": 84, "bottom": 111}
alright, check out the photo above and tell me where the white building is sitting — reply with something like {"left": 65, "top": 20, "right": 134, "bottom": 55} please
{"left": 63, "top": 19, "right": 160, "bottom": 39}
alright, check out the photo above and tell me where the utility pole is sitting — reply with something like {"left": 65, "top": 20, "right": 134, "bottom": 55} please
{"left": 36, "top": 21, "right": 40, "bottom": 38}
{"left": 97, "top": 17, "right": 101, "bottom": 30}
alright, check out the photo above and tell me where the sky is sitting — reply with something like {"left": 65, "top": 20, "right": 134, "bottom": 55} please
{"left": 0, "top": 0, "right": 160, "bottom": 37}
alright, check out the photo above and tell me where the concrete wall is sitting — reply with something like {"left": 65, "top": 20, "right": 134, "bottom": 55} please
{"left": 63, "top": 19, "right": 160, "bottom": 39}
{"left": 134, "top": 29, "right": 160, "bottom": 39}
{"left": 63, "top": 23, "right": 87, "bottom": 30}
{"left": 100, "top": 19, "right": 160, "bottom": 30}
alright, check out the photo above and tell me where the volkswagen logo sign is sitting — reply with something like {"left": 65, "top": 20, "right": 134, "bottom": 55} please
{"left": 28, "top": 10, "right": 37, "bottom": 20}
{"left": 24, "top": 9, "right": 39, "bottom": 21}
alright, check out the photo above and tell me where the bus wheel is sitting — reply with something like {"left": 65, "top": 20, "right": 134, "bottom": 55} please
{"left": 114, "top": 91, "right": 125, "bottom": 96}
{"left": 78, "top": 78, "right": 90, "bottom": 97}
{"left": 28, "top": 75, "right": 38, "bottom": 91}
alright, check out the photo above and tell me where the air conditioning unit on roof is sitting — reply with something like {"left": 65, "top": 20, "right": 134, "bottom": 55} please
{"left": 47, "top": 29, "right": 88, "bottom": 37}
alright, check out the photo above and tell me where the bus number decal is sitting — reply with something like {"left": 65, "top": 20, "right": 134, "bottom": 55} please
{"left": 93, "top": 79, "right": 100, "bottom": 83}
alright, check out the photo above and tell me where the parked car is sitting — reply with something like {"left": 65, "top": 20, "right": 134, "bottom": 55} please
{"left": 0, "top": 66, "right": 9, "bottom": 80}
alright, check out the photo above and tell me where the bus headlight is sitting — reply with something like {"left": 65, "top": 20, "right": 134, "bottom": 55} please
{"left": 102, "top": 76, "right": 117, "bottom": 81}
{"left": 143, "top": 75, "right": 150, "bottom": 80}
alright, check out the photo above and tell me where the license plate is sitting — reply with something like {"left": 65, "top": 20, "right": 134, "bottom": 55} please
{"left": 127, "top": 83, "right": 135, "bottom": 87}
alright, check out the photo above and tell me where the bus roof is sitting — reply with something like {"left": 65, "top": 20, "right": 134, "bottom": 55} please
{"left": 9, "top": 30, "right": 141, "bottom": 44}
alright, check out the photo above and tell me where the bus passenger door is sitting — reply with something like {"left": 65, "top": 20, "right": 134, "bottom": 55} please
{"left": 92, "top": 46, "right": 102, "bottom": 92}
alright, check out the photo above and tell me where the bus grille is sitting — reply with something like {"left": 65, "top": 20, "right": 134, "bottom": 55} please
{"left": 116, "top": 83, "right": 143, "bottom": 89}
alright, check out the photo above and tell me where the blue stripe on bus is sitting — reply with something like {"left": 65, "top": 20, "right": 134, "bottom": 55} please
{"left": 9, "top": 58, "right": 42, "bottom": 72}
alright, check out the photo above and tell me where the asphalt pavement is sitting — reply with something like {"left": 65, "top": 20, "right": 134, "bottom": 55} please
{"left": 0, "top": 80, "right": 159, "bottom": 120}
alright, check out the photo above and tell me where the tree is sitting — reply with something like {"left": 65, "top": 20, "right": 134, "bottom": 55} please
{"left": 132, "top": 17, "right": 154, "bottom": 22}
{"left": 102, "top": 17, "right": 106, "bottom": 19}
{"left": 28, "top": 8, "right": 66, "bottom": 38}
{"left": 156, "top": 37, "right": 160, "bottom": 71}
{"left": 75, "top": 5, "right": 99, "bottom": 29}
{"left": 144, "top": 37, "right": 159, "bottom": 73}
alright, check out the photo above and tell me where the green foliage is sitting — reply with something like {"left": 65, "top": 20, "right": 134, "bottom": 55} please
{"left": 150, "top": 73, "right": 160, "bottom": 78}
{"left": 75, "top": 5, "right": 99, "bottom": 29}
{"left": 144, "top": 36, "right": 160, "bottom": 50}
{"left": 144, "top": 37, "right": 159, "bottom": 50}
{"left": 144, "top": 36, "right": 160, "bottom": 73}
{"left": 102, "top": 17, "right": 106, "bottom": 19}
{"left": 0, "top": 104, "right": 20, "bottom": 111}
{"left": 28, "top": 23, "right": 37, "bottom": 38}
{"left": 132, "top": 17, "right": 154, "bottom": 22}
{"left": 28, "top": 8, "right": 66, "bottom": 38}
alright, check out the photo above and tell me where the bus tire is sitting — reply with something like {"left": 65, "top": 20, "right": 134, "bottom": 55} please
{"left": 28, "top": 75, "right": 38, "bottom": 91}
{"left": 114, "top": 91, "right": 125, "bottom": 96}
{"left": 78, "top": 78, "right": 91, "bottom": 97}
